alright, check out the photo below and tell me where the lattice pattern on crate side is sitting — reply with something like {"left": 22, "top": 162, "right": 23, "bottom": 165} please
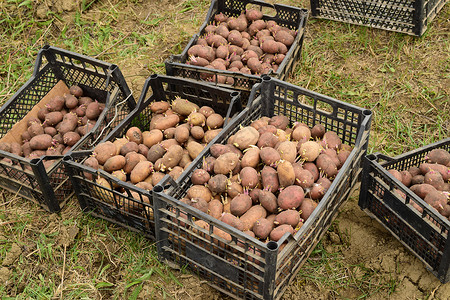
{"left": 161, "top": 204, "right": 267, "bottom": 299}
{"left": 367, "top": 193, "right": 442, "bottom": 270}
{"left": 0, "top": 67, "right": 57, "bottom": 137}
{"left": 314, "top": 0, "right": 420, "bottom": 34}
{"left": 69, "top": 161, "right": 155, "bottom": 237}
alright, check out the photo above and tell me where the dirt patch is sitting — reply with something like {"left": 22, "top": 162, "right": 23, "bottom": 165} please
{"left": 2, "top": 243, "right": 23, "bottom": 266}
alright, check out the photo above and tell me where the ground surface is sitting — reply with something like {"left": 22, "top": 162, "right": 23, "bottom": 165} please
{"left": 0, "top": 0, "right": 449, "bottom": 299}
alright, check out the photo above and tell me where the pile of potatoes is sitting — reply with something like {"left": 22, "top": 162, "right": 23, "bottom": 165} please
{"left": 389, "top": 148, "right": 450, "bottom": 220}
{"left": 84, "top": 97, "right": 227, "bottom": 210}
{"left": 187, "top": 9, "right": 297, "bottom": 84}
{"left": 0, "top": 85, "right": 105, "bottom": 169}
{"left": 180, "top": 114, "right": 354, "bottom": 243}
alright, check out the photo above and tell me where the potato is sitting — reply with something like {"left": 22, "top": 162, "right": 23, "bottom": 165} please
{"left": 316, "top": 154, "right": 338, "bottom": 179}
{"left": 21, "top": 130, "right": 32, "bottom": 142}
{"left": 261, "top": 166, "right": 279, "bottom": 193}
{"left": 419, "top": 163, "right": 450, "bottom": 181}
{"left": 257, "top": 132, "right": 278, "bottom": 149}
{"left": 337, "top": 149, "right": 351, "bottom": 167}
{"left": 179, "top": 150, "right": 192, "bottom": 169}
{"left": 230, "top": 194, "right": 252, "bottom": 217}
{"left": 130, "top": 161, "right": 153, "bottom": 184}
{"left": 126, "top": 127, "right": 143, "bottom": 144}
{"left": 274, "top": 30, "right": 294, "bottom": 47}
{"left": 93, "top": 142, "right": 116, "bottom": 165}
{"left": 52, "top": 133, "right": 63, "bottom": 145}
{"left": 188, "top": 198, "right": 209, "bottom": 214}
{"left": 261, "top": 40, "right": 279, "bottom": 54}
{"left": 275, "top": 141, "right": 296, "bottom": 163}
{"left": 258, "top": 190, "right": 278, "bottom": 214}
{"left": 424, "top": 171, "right": 445, "bottom": 190}
{"left": 191, "top": 168, "right": 210, "bottom": 185}
{"left": 69, "top": 85, "right": 83, "bottom": 97}
{"left": 85, "top": 101, "right": 102, "bottom": 120}
{"left": 240, "top": 147, "right": 260, "bottom": 168}
{"left": 310, "top": 184, "right": 326, "bottom": 200}
{"left": 322, "top": 148, "right": 341, "bottom": 169}
{"left": 300, "top": 198, "right": 318, "bottom": 221}
{"left": 299, "top": 141, "right": 321, "bottom": 162}
{"left": 277, "top": 160, "right": 296, "bottom": 187}
{"left": 119, "top": 141, "right": 138, "bottom": 156}
{"left": 323, "top": 131, "right": 342, "bottom": 150}
{"left": 209, "top": 144, "right": 228, "bottom": 158}
{"left": 411, "top": 174, "right": 425, "bottom": 185}
{"left": 202, "top": 156, "right": 215, "bottom": 173}
{"left": 29, "top": 134, "right": 53, "bottom": 150}
{"left": 154, "top": 114, "right": 180, "bottom": 131}
{"left": 140, "top": 130, "right": 162, "bottom": 148}
{"left": 268, "top": 115, "right": 288, "bottom": 130}
{"left": 246, "top": 9, "right": 263, "bottom": 21}
{"left": 145, "top": 144, "right": 165, "bottom": 164}
{"left": 160, "top": 145, "right": 183, "bottom": 170}
{"left": 159, "top": 139, "right": 179, "bottom": 150}
{"left": 238, "top": 167, "right": 258, "bottom": 189}
{"left": 64, "top": 94, "right": 78, "bottom": 109}
{"left": 208, "top": 174, "right": 228, "bottom": 195}
{"left": 103, "top": 155, "right": 126, "bottom": 173}
{"left": 63, "top": 131, "right": 81, "bottom": 146}
{"left": 187, "top": 185, "right": 212, "bottom": 203}
{"left": 46, "top": 95, "right": 65, "bottom": 112}
{"left": 206, "top": 34, "right": 228, "bottom": 48}
{"left": 9, "top": 142, "right": 22, "bottom": 156}
{"left": 238, "top": 205, "right": 267, "bottom": 232}
{"left": 426, "top": 149, "right": 450, "bottom": 165}
{"left": 58, "top": 113, "right": 79, "bottom": 135}
{"left": 278, "top": 185, "right": 304, "bottom": 210}
{"left": 253, "top": 218, "right": 273, "bottom": 239}
{"left": 172, "top": 126, "right": 189, "bottom": 144}
{"left": 260, "top": 147, "right": 281, "bottom": 166}
{"left": 190, "top": 126, "right": 204, "bottom": 140}
{"left": 228, "top": 182, "right": 243, "bottom": 199}
{"left": 172, "top": 97, "right": 200, "bottom": 116}
{"left": 135, "top": 181, "right": 153, "bottom": 191}
{"left": 232, "top": 126, "right": 259, "bottom": 150}
{"left": 149, "top": 101, "right": 170, "bottom": 114}
{"left": 424, "top": 189, "right": 447, "bottom": 211}
{"left": 220, "top": 213, "right": 244, "bottom": 231}
{"left": 270, "top": 224, "right": 295, "bottom": 242}
{"left": 203, "top": 129, "right": 222, "bottom": 144}
{"left": 43, "top": 125, "right": 58, "bottom": 137}
{"left": 214, "top": 152, "right": 240, "bottom": 175}
{"left": 274, "top": 210, "right": 301, "bottom": 227}
{"left": 44, "top": 111, "right": 63, "bottom": 126}
{"left": 197, "top": 106, "right": 214, "bottom": 118}
{"left": 186, "top": 140, "right": 204, "bottom": 159}
{"left": 27, "top": 122, "right": 44, "bottom": 138}
{"left": 208, "top": 199, "right": 224, "bottom": 219}
{"left": 206, "top": 113, "right": 224, "bottom": 130}
{"left": 151, "top": 172, "right": 165, "bottom": 186}
{"left": 295, "top": 168, "right": 315, "bottom": 189}
{"left": 292, "top": 125, "right": 311, "bottom": 142}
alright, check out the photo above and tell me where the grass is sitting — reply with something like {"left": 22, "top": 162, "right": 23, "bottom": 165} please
{"left": 0, "top": 0, "right": 449, "bottom": 299}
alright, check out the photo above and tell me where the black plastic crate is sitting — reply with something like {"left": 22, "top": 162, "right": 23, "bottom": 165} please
{"left": 165, "top": 0, "right": 308, "bottom": 103}
{"left": 310, "top": 0, "right": 448, "bottom": 36}
{"left": 358, "top": 138, "right": 450, "bottom": 283}
{"left": 0, "top": 45, "right": 135, "bottom": 212}
{"left": 63, "top": 74, "right": 242, "bottom": 240}
{"left": 153, "top": 76, "right": 373, "bottom": 300}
